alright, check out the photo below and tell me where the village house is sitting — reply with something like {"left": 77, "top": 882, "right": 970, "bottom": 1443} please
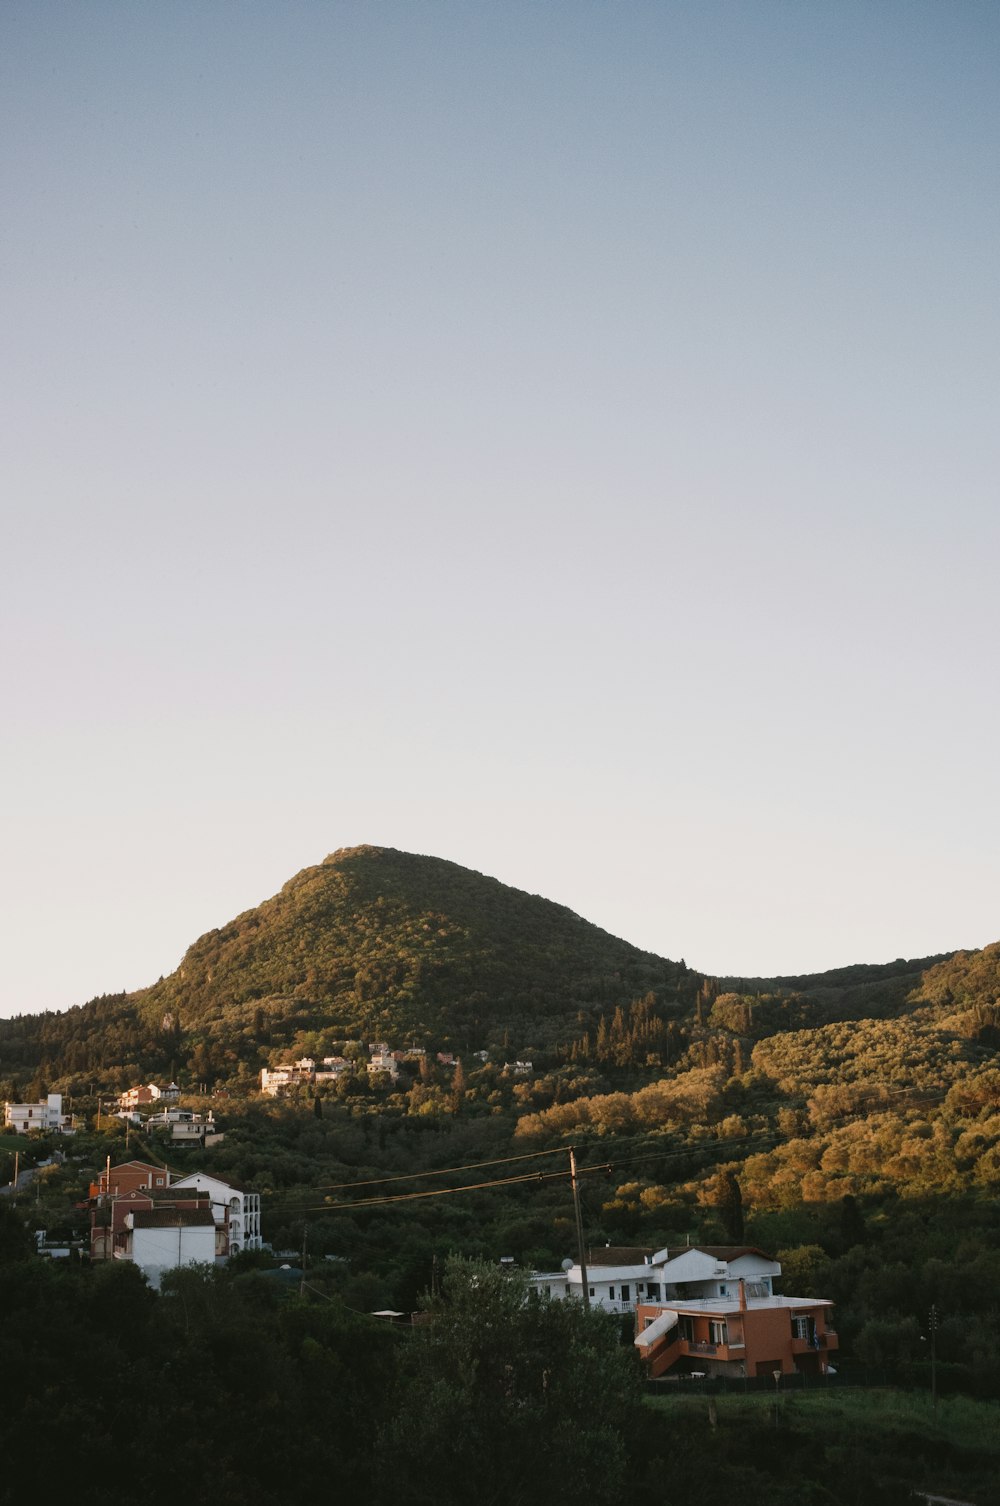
{"left": 4, "top": 1092, "right": 75, "bottom": 1135}
{"left": 88, "top": 1162, "right": 261, "bottom": 1264}
{"left": 170, "top": 1171, "right": 262, "bottom": 1256}
{"left": 145, "top": 1108, "right": 222, "bottom": 1145}
{"left": 530, "top": 1243, "right": 837, "bottom": 1379}
{"left": 90, "top": 1182, "right": 213, "bottom": 1261}
{"left": 89, "top": 1158, "right": 171, "bottom": 1202}
{"left": 260, "top": 1057, "right": 317, "bottom": 1096}
{"left": 634, "top": 1281, "right": 838, "bottom": 1380}
{"left": 262, "top": 1044, "right": 443, "bottom": 1095}
{"left": 316, "top": 1056, "right": 352, "bottom": 1082}
{"left": 529, "top": 1243, "right": 780, "bottom": 1313}
{"left": 116, "top": 1082, "right": 179, "bottom": 1112}
{"left": 120, "top": 1206, "right": 218, "bottom": 1287}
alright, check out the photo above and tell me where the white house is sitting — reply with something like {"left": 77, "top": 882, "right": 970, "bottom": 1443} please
{"left": 170, "top": 1172, "right": 262, "bottom": 1256}
{"left": 261, "top": 1058, "right": 316, "bottom": 1096}
{"left": 529, "top": 1245, "right": 780, "bottom": 1315}
{"left": 4, "top": 1093, "right": 74, "bottom": 1135}
{"left": 317, "top": 1057, "right": 352, "bottom": 1081}
{"left": 146, "top": 1109, "right": 222, "bottom": 1144}
{"left": 121, "top": 1208, "right": 218, "bottom": 1288}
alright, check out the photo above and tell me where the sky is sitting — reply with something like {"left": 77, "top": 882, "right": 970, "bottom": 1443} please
{"left": 2, "top": 1, "right": 998, "bottom": 1017}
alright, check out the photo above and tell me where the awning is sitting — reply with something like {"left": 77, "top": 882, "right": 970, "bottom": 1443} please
{"left": 634, "top": 1309, "right": 679, "bottom": 1349}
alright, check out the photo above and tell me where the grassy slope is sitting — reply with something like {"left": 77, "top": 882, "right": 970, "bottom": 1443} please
{"left": 644, "top": 1388, "right": 1000, "bottom": 1505}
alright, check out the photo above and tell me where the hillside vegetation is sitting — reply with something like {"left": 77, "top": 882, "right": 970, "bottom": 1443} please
{"left": 0, "top": 846, "right": 693, "bottom": 1088}
{"left": 3, "top": 853, "right": 1000, "bottom": 1421}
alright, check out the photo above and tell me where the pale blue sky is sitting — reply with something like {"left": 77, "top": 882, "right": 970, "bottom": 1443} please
{"left": 2, "top": 1, "right": 998, "bottom": 1015}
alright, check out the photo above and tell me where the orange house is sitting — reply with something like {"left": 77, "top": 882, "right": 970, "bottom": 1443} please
{"left": 635, "top": 1279, "right": 838, "bottom": 1379}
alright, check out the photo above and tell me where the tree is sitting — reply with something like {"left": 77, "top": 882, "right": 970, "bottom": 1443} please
{"left": 380, "top": 1258, "right": 640, "bottom": 1505}
{"left": 0, "top": 1202, "right": 32, "bottom": 1265}
{"left": 450, "top": 1057, "right": 466, "bottom": 1114}
{"left": 714, "top": 1168, "right": 745, "bottom": 1242}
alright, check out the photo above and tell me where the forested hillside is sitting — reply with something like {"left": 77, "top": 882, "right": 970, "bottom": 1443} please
{"left": 0, "top": 846, "right": 693, "bottom": 1091}
{"left": 3, "top": 847, "right": 991, "bottom": 1103}
{"left": 3, "top": 854, "right": 1000, "bottom": 1414}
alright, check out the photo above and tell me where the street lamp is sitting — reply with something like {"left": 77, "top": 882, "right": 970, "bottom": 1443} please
{"left": 772, "top": 1368, "right": 782, "bottom": 1429}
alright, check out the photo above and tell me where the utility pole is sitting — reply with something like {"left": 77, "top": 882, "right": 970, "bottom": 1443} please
{"left": 568, "top": 1146, "right": 590, "bottom": 1312}
{"left": 12, "top": 1150, "right": 18, "bottom": 1193}
{"left": 300, "top": 1223, "right": 308, "bottom": 1298}
{"left": 929, "top": 1304, "right": 938, "bottom": 1421}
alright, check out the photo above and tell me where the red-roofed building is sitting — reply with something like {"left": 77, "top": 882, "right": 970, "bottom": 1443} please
{"left": 89, "top": 1159, "right": 170, "bottom": 1202}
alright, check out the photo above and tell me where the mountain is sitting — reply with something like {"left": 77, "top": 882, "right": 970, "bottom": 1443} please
{"left": 0, "top": 846, "right": 693, "bottom": 1088}
{"left": 0, "top": 844, "right": 995, "bottom": 1096}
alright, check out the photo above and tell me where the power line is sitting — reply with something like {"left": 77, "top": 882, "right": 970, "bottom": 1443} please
{"left": 282, "top": 1161, "right": 611, "bottom": 1214}
{"left": 306, "top": 1144, "right": 569, "bottom": 1193}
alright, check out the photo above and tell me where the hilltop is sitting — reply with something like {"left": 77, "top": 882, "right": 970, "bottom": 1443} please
{"left": 0, "top": 845, "right": 996, "bottom": 1097}
{"left": 0, "top": 846, "right": 692, "bottom": 1089}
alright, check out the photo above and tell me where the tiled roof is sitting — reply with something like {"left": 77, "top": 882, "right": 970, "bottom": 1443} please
{"left": 148, "top": 1186, "right": 210, "bottom": 1202}
{"left": 131, "top": 1209, "right": 216, "bottom": 1229}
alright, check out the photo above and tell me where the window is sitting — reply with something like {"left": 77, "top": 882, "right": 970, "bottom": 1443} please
{"left": 646, "top": 1283, "right": 660, "bottom": 1300}
{"left": 608, "top": 1287, "right": 615, "bottom": 1300}
{"left": 621, "top": 1285, "right": 630, "bottom": 1302}
{"left": 719, "top": 1284, "right": 729, "bottom": 1296}
{"left": 589, "top": 1287, "right": 595, "bottom": 1298}
{"left": 792, "top": 1317, "right": 813, "bottom": 1341}
{"left": 709, "top": 1320, "right": 728, "bottom": 1345}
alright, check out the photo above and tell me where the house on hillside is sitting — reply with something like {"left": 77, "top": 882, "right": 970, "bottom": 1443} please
{"left": 530, "top": 1243, "right": 839, "bottom": 1379}
{"left": 89, "top": 1159, "right": 170, "bottom": 1202}
{"left": 260, "top": 1058, "right": 316, "bottom": 1096}
{"left": 529, "top": 1244, "right": 780, "bottom": 1315}
{"left": 120, "top": 1208, "right": 217, "bottom": 1287}
{"left": 170, "top": 1172, "right": 262, "bottom": 1256}
{"left": 4, "top": 1093, "right": 75, "bottom": 1135}
{"left": 634, "top": 1281, "right": 838, "bottom": 1380}
{"left": 115, "top": 1082, "right": 179, "bottom": 1111}
{"left": 90, "top": 1182, "right": 213, "bottom": 1262}
{"left": 146, "top": 1108, "right": 222, "bottom": 1145}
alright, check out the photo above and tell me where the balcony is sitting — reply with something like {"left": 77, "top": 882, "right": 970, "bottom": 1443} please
{"left": 792, "top": 1329, "right": 838, "bottom": 1354}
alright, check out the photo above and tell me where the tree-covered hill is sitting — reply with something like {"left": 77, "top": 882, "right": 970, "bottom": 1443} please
{"left": 0, "top": 846, "right": 694, "bottom": 1088}
{"left": 0, "top": 845, "right": 995, "bottom": 1102}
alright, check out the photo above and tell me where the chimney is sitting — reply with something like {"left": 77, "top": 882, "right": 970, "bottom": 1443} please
{"left": 739, "top": 1278, "right": 747, "bottom": 1312}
